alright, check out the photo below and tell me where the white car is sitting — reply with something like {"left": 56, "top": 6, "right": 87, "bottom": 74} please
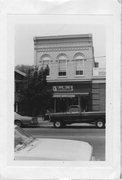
{"left": 14, "top": 126, "right": 93, "bottom": 161}
{"left": 14, "top": 112, "right": 38, "bottom": 127}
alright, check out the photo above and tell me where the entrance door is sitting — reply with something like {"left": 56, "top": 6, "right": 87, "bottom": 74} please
{"left": 80, "top": 96, "right": 89, "bottom": 112}
{"left": 56, "top": 98, "right": 67, "bottom": 112}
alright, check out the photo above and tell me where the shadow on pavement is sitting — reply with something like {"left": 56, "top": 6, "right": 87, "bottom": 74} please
{"left": 51, "top": 125, "right": 105, "bottom": 129}
{"left": 23, "top": 124, "right": 105, "bottom": 129}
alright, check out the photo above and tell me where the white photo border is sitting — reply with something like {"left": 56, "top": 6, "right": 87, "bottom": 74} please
{"left": 0, "top": 1, "right": 121, "bottom": 179}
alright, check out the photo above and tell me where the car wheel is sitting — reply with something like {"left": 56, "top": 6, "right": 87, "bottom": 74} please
{"left": 15, "top": 120, "right": 22, "bottom": 127}
{"left": 54, "top": 121, "right": 62, "bottom": 128}
{"left": 96, "top": 121, "right": 104, "bottom": 128}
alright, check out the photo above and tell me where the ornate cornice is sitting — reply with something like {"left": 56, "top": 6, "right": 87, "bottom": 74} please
{"left": 35, "top": 46, "right": 90, "bottom": 52}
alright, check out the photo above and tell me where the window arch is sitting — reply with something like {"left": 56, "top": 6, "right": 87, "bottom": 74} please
{"left": 57, "top": 53, "right": 68, "bottom": 76}
{"left": 40, "top": 54, "right": 51, "bottom": 76}
{"left": 73, "top": 53, "right": 85, "bottom": 76}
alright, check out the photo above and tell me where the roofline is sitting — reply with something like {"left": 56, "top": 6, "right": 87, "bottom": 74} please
{"left": 15, "top": 69, "right": 26, "bottom": 77}
{"left": 33, "top": 34, "right": 92, "bottom": 41}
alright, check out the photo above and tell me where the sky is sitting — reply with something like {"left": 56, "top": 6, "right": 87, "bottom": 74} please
{"left": 15, "top": 24, "right": 106, "bottom": 67}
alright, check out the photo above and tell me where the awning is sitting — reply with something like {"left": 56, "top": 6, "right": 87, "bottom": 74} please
{"left": 53, "top": 92, "right": 89, "bottom": 98}
{"left": 53, "top": 94, "right": 75, "bottom": 98}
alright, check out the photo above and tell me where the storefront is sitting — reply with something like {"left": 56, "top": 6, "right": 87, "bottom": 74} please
{"left": 92, "top": 78, "right": 106, "bottom": 111}
{"left": 48, "top": 81, "right": 92, "bottom": 113}
{"left": 92, "top": 68, "right": 106, "bottom": 111}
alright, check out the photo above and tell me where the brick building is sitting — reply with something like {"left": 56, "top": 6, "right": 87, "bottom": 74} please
{"left": 34, "top": 34, "right": 106, "bottom": 112}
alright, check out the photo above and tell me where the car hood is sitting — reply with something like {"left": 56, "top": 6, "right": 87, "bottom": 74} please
{"left": 15, "top": 138, "right": 92, "bottom": 161}
{"left": 15, "top": 114, "right": 32, "bottom": 120}
{"left": 20, "top": 116, "right": 32, "bottom": 120}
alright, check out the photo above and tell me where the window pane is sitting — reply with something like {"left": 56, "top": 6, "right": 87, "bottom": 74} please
{"left": 43, "top": 60, "right": 49, "bottom": 68}
{"left": 42, "top": 60, "right": 50, "bottom": 75}
{"left": 59, "top": 72, "right": 66, "bottom": 76}
{"left": 59, "top": 60, "right": 66, "bottom": 76}
{"left": 76, "top": 60, "right": 83, "bottom": 69}
{"left": 59, "top": 60, "right": 66, "bottom": 71}
{"left": 76, "top": 59, "right": 84, "bottom": 75}
{"left": 76, "top": 70, "right": 83, "bottom": 75}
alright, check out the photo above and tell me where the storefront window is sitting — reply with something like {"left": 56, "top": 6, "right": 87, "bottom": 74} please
{"left": 80, "top": 96, "right": 89, "bottom": 111}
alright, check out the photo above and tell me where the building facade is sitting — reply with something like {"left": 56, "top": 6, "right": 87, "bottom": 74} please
{"left": 92, "top": 67, "right": 106, "bottom": 111}
{"left": 34, "top": 34, "right": 105, "bottom": 112}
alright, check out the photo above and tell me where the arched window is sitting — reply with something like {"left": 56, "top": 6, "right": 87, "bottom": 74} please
{"left": 73, "top": 53, "right": 85, "bottom": 75}
{"left": 57, "top": 54, "right": 67, "bottom": 76}
{"left": 40, "top": 54, "right": 51, "bottom": 76}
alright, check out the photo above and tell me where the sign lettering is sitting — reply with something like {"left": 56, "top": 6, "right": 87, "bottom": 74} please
{"left": 53, "top": 85, "right": 73, "bottom": 92}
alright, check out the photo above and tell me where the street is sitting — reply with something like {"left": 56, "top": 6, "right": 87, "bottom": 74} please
{"left": 23, "top": 121, "right": 105, "bottom": 161}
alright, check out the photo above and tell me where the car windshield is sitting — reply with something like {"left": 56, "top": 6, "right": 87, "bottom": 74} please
{"left": 68, "top": 105, "right": 80, "bottom": 112}
{"left": 14, "top": 126, "right": 35, "bottom": 151}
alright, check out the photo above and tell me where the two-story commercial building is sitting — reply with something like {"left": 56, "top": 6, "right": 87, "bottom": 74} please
{"left": 34, "top": 34, "right": 105, "bottom": 112}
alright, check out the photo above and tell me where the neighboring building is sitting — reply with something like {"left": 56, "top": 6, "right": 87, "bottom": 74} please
{"left": 92, "top": 67, "right": 106, "bottom": 111}
{"left": 94, "top": 57, "right": 106, "bottom": 69}
{"left": 14, "top": 69, "right": 26, "bottom": 113}
{"left": 34, "top": 34, "right": 96, "bottom": 112}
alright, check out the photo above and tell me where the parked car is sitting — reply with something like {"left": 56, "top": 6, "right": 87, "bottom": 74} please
{"left": 45, "top": 105, "right": 105, "bottom": 128}
{"left": 14, "top": 125, "right": 93, "bottom": 161}
{"left": 68, "top": 105, "right": 81, "bottom": 113}
{"left": 14, "top": 112, "right": 38, "bottom": 127}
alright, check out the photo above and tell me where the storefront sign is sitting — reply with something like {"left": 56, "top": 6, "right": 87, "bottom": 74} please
{"left": 53, "top": 85, "right": 73, "bottom": 92}
{"left": 93, "top": 68, "right": 106, "bottom": 76}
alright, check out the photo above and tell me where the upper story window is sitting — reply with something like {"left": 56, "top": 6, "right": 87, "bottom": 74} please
{"left": 57, "top": 54, "right": 67, "bottom": 77}
{"left": 42, "top": 60, "right": 50, "bottom": 75}
{"left": 76, "top": 59, "right": 84, "bottom": 75}
{"left": 40, "top": 54, "right": 51, "bottom": 76}
{"left": 95, "top": 62, "right": 99, "bottom": 68}
{"left": 73, "top": 53, "right": 85, "bottom": 76}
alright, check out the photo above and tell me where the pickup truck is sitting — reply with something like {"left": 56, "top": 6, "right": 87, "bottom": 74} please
{"left": 45, "top": 105, "right": 105, "bottom": 128}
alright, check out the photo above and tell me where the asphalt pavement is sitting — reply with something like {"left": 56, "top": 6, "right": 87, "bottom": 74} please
{"left": 24, "top": 119, "right": 105, "bottom": 161}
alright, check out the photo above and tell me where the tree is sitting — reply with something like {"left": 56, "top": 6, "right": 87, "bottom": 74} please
{"left": 21, "top": 67, "right": 53, "bottom": 116}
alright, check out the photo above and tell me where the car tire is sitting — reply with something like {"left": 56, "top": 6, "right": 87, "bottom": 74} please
{"left": 96, "top": 121, "right": 104, "bottom": 128}
{"left": 15, "top": 120, "right": 23, "bottom": 127}
{"left": 53, "top": 121, "right": 63, "bottom": 128}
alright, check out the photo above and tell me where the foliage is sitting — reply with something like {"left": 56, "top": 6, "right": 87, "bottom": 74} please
{"left": 20, "top": 66, "right": 52, "bottom": 116}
